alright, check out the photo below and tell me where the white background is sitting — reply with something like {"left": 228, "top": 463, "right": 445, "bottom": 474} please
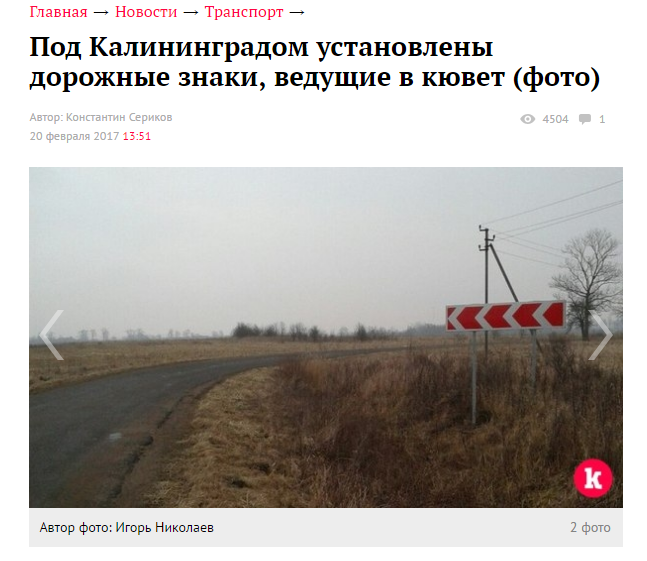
{"left": 5, "top": 0, "right": 640, "bottom": 558}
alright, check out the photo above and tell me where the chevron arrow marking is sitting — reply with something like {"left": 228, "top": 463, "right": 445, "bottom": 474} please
{"left": 445, "top": 301, "right": 566, "bottom": 331}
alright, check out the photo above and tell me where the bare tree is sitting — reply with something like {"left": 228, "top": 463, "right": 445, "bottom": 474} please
{"left": 289, "top": 323, "right": 307, "bottom": 341}
{"left": 550, "top": 228, "right": 622, "bottom": 340}
{"left": 355, "top": 323, "right": 368, "bottom": 342}
{"left": 309, "top": 325, "right": 321, "bottom": 342}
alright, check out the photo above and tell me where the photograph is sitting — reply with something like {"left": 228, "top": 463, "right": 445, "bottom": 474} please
{"left": 30, "top": 167, "right": 622, "bottom": 509}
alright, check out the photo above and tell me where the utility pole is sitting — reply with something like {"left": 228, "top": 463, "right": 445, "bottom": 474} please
{"left": 489, "top": 242, "right": 535, "bottom": 385}
{"left": 479, "top": 226, "right": 495, "bottom": 357}
{"left": 489, "top": 244, "right": 518, "bottom": 303}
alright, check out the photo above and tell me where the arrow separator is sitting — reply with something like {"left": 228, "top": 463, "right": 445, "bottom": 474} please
{"left": 503, "top": 302, "right": 518, "bottom": 328}
{"left": 446, "top": 306, "right": 456, "bottom": 330}
{"left": 534, "top": 301, "right": 554, "bottom": 328}
{"left": 475, "top": 305, "right": 488, "bottom": 329}
{"left": 40, "top": 310, "right": 64, "bottom": 361}
{"left": 447, "top": 306, "right": 461, "bottom": 329}
{"left": 589, "top": 312, "right": 612, "bottom": 360}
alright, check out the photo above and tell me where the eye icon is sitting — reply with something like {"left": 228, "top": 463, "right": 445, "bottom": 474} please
{"left": 520, "top": 114, "right": 535, "bottom": 124}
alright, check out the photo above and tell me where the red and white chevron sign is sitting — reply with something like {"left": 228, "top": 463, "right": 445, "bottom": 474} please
{"left": 446, "top": 301, "right": 565, "bottom": 331}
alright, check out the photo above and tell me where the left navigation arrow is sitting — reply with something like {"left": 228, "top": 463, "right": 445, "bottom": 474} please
{"left": 40, "top": 310, "right": 64, "bottom": 360}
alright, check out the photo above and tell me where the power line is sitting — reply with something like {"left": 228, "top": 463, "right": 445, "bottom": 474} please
{"left": 505, "top": 201, "right": 622, "bottom": 238}
{"left": 483, "top": 179, "right": 622, "bottom": 226}
{"left": 491, "top": 231, "right": 563, "bottom": 252}
{"left": 492, "top": 203, "right": 622, "bottom": 271}
{"left": 495, "top": 249, "right": 562, "bottom": 268}
{"left": 495, "top": 237, "right": 564, "bottom": 259}
{"left": 500, "top": 200, "right": 622, "bottom": 235}
{"left": 497, "top": 200, "right": 622, "bottom": 238}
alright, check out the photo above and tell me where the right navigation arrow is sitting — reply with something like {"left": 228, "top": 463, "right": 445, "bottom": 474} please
{"left": 589, "top": 312, "right": 613, "bottom": 360}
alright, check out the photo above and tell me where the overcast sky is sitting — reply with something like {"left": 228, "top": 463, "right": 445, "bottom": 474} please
{"left": 29, "top": 168, "right": 623, "bottom": 338}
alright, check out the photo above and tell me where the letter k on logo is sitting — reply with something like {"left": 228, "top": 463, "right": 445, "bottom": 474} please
{"left": 574, "top": 459, "right": 613, "bottom": 498}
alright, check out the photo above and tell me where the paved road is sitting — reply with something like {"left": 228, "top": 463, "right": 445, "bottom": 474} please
{"left": 29, "top": 348, "right": 411, "bottom": 508}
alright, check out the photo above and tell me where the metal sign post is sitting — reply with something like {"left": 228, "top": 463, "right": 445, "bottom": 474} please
{"left": 446, "top": 300, "right": 566, "bottom": 423}
{"left": 530, "top": 329, "right": 537, "bottom": 386}
{"left": 471, "top": 332, "right": 477, "bottom": 425}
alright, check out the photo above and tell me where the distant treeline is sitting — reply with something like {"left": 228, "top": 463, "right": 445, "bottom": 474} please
{"left": 231, "top": 322, "right": 397, "bottom": 342}
{"left": 29, "top": 321, "right": 454, "bottom": 346}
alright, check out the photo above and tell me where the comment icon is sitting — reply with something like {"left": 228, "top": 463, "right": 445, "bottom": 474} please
{"left": 579, "top": 114, "right": 592, "bottom": 124}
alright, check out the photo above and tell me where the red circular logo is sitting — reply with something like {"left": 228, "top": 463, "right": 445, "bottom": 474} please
{"left": 573, "top": 459, "right": 613, "bottom": 498}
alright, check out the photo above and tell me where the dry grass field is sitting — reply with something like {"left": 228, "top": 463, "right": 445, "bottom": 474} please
{"left": 28, "top": 337, "right": 421, "bottom": 392}
{"left": 149, "top": 336, "right": 622, "bottom": 508}
{"left": 145, "top": 367, "right": 307, "bottom": 507}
